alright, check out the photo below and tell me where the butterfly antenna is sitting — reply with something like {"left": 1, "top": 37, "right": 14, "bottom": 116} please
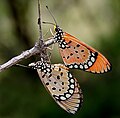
{"left": 42, "top": 21, "right": 55, "bottom": 26}
{"left": 46, "top": 6, "right": 57, "bottom": 25}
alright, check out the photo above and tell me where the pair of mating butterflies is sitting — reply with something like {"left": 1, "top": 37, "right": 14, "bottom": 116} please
{"left": 29, "top": 8, "right": 111, "bottom": 114}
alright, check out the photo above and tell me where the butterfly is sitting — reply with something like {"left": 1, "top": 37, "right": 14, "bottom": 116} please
{"left": 29, "top": 61, "right": 83, "bottom": 114}
{"left": 44, "top": 6, "right": 112, "bottom": 74}
{"left": 53, "top": 28, "right": 112, "bottom": 73}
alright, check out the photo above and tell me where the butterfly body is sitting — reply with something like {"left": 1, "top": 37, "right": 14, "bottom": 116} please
{"left": 29, "top": 61, "right": 83, "bottom": 114}
{"left": 53, "top": 26, "right": 111, "bottom": 73}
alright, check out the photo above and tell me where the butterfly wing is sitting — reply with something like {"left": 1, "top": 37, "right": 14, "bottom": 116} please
{"left": 58, "top": 32, "right": 111, "bottom": 73}
{"left": 37, "top": 63, "right": 83, "bottom": 114}
{"left": 56, "top": 77, "right": 83, "bottom": 114}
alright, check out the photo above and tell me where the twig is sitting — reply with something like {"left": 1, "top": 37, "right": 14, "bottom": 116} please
{"left": 0, "top": 47, "right": 37, "bottom": 72}
{"left": 37, "top": 0, "right": 43, "bottom": 46}
{"left": 0, "top": 39, "right": 55, "bottom": 72}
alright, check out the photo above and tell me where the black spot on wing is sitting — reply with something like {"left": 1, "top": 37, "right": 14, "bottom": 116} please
{"left": 75, "top": 51, "right": 78, "bottom": 53}
{"left": 60, "top": 72, "right": 63, "bottom": 76}
{"left": 52, "top": 87, "right": 56, "bottom": 90}
{"left": 45, "top": 82, "right": 49, "bottom": 85}
{"left": 81, "top": 50, "right": 84, "bottom": 52}
{"left": 70, "top": 53, "right": 73, "bottom": 56}
{"left": 67, "top": 56, "right": 70, "bottom": 59}
{"left": 57, "top": 75, "right": 60, "bottom": 79}
{"left": 76, "top": 44, "right": 80, "bottom": 47}
{"left": 67, "top": 40, "right": 72, "bottom": 44}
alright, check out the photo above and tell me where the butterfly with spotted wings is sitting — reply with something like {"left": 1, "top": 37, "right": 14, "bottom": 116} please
{"left": 43, "top": 6, "right": 112, "bottom": 74}
{"left": 29, "top": 61, "right": 83, "bottom": 114}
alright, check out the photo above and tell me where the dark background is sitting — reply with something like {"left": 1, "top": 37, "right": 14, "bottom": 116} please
{"left": 0, "top": 0, "right": 120, "bottom": 118}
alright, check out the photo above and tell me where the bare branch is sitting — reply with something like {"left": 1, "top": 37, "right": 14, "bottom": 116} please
{"left": 38, "top": 0, "right": 43, "bottom": 45}
{"left": 0, "top": 38, "right": 55, "bottom": 72}
{"left": 0, "top": 47, "right": 37, "bottom": 72}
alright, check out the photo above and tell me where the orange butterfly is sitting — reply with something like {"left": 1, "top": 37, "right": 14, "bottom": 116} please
{"left": 54, "top": 28, "right": 111, "bottom": 73}
{"left": 29, "top": 61, "right": 83, "bottom": 114}
{"left": 44, "top": 6, "right": 112, "bottom": 74}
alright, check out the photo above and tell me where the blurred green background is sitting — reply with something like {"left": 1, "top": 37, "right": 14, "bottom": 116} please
{"left": 0, "top": 0, "right": 120, "bottom": 118}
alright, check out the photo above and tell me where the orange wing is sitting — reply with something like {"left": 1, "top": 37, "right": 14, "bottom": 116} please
{"left": 58, "top": 32, "right": 111, "bottom": 73}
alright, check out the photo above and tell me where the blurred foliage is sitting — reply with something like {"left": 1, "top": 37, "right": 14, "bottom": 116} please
{"left": 0, "top": 0, "right": 120, "bottom": 118}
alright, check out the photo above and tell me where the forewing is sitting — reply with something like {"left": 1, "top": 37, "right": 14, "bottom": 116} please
{"left": 37, "top": 64, "right": 83, "bottom": 114}
{"left": 59, "top": 32, "right": 111, "bottom": 73}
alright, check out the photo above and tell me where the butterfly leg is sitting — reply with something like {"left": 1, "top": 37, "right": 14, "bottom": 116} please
{"left": 50, "top": 28, "right": 54, "bottom": 36}
{"left": 43, "top": 29, "right": 50, "bottom": 37}
{"left": 46, "top": 43, "right": 55, "bottom": 62}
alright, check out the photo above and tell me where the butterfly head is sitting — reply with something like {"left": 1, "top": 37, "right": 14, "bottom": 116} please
{"left": 51, "top": 25, "right": 63, "bottom": 42}
{"left": 54, "top": 25, "right": 63, "bottom": 34}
